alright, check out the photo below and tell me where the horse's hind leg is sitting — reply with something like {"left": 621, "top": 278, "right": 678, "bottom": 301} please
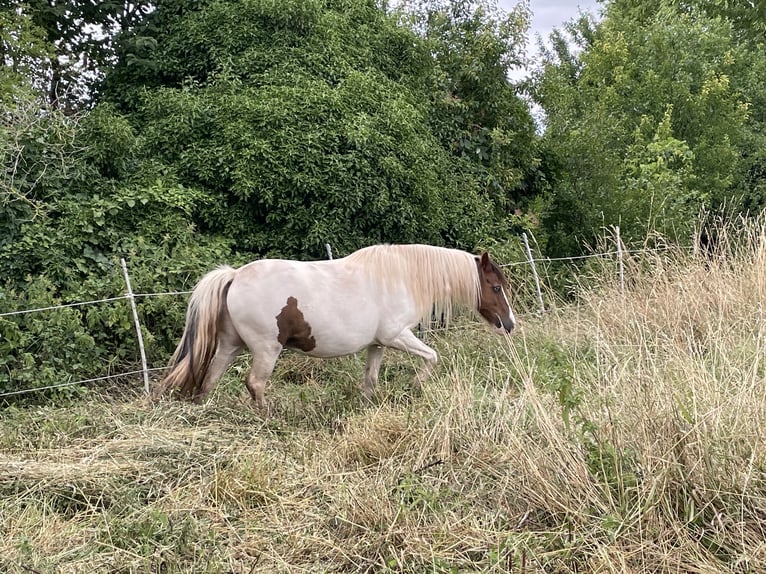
{"left": 196, "top": 323, "right": 243, "bottom": 403}
{"left": 362, "top": 344, "right": 385, "bottom": 400}
{"left": 245, "top": 344, "right": 282, "bottom": 410}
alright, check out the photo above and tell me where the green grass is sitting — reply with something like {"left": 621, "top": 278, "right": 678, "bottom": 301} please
{"left": 3, "top": 229, "right": 766, "bottom": 572}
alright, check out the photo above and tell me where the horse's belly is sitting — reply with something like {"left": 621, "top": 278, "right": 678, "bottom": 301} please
{"left": 230, "top": 291, "right": 380, "bottom": 357}
{"left": 292, "top": 313, "right": 379, "bottom": 358}
{"left": 227, "top": 261, "right": 416, "bottom": 357}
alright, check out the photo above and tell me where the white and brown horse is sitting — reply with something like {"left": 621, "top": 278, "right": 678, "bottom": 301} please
{"left": 157, "top": 244, "right": 515, "bottom": 405}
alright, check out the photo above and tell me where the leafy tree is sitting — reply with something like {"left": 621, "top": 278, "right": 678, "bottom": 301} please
{"left": 3, "top": 0, "right": 152, "bottom": 111}
{"left": 1, "top": 87, "right": 77, "bottom": 255}
{"left": 100, "top": 0, "right": 531, "bottom": 258}
{"left": 530, "top": 4, "right": 756, "bottom": 253}
{"left": 0, "top": 8, "right": 50, "bottom": 99}
{"left": 398, "top": 0, "right": 536, "bottom": 215}
{"left": 608, "top": 0, "right": 766, "bottom": 44}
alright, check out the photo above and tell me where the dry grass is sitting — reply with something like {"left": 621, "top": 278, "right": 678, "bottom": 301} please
{"left": 2, "top": 223, "right": 766, "bottom": 572}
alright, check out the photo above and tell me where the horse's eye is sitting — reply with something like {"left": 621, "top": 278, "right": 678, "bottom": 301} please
{"left": 493, "top": 286, "right": 502, "bottom": 293}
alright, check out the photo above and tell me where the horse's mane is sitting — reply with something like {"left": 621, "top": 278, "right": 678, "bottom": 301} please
{"left": 345, "top": 244, "right": 480, "bottom": 324}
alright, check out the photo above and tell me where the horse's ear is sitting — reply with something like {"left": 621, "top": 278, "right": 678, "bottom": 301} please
{"left": 480, "top": 252, "right": 492, "bottom": 272}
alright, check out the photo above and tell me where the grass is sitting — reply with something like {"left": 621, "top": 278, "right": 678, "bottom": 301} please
{"left": 2, "top": 225, "right": 766, "bottom": 572}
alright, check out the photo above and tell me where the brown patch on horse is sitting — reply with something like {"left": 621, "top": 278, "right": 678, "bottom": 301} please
{"left": 276, "top": 296, "right": 317, "bottom": 352}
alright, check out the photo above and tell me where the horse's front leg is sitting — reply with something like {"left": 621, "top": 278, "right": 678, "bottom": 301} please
{"left": 362, "top": 344, "right": 385, "bottom": 400}
{"left": 382, "top": 330, "right": 438, "bottom": 392}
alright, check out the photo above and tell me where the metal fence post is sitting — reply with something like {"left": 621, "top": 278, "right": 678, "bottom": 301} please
{"left": 522, "top": 232, "right": 545, "bottom": 314}
{"left": 120, "top": 258, "right": 150, "bottom": 395}
{"left": 615, "top": 226, "right": 625, "bottom": 295}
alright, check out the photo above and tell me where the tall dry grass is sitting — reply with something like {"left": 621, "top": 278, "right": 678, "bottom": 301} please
{"left": 2, "top": 221, "right": 766, "bottom": 572}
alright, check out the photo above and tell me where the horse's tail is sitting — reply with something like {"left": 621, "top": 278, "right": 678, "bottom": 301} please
{"left": 157, "top": 266, "right": 237, "bottom": 401}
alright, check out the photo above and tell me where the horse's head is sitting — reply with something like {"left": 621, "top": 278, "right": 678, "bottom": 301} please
{"left": 476, "top": 252, "right": 515, "bottom": 335}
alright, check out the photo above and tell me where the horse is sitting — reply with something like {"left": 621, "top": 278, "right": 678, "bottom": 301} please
{"left": 156, "top": 244, "right": 515, "bottom": 406}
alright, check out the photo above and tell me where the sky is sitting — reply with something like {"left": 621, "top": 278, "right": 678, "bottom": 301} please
{"left": 501, "top": 0, "right": 602, "bottom": 79}
{"left": 520, "top": 0, "right": 601, "bottom": 40}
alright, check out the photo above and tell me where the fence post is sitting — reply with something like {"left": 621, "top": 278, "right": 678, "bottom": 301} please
{"left": 522, "top": 232, "right": 545, "bottom": 314}
{"left": 325, "top": 243, "right": 333, "bottom": 260}
{"left": 615, "top": 225, "right": 625, "bottom": 295}
{"left": 120, "top": 258, "right": 150, "bottom": 395}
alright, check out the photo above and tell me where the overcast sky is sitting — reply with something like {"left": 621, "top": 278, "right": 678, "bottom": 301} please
{"left": 520, "top": 0, "right": 600, "bottom": 39}
{"left": 500, "top": 0, "right": 602, "bottom": 78}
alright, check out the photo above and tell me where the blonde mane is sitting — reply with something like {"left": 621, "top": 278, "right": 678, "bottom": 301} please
{"left": 345, "top": 244, "right": 480, "bottom": 324}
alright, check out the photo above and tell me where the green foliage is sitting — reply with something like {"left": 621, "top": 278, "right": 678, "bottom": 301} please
{"left": 1, "top": 96, "right": 77, "bottom": 248}
{"left": 531, "top": 3, "right": 762, "bottom": 253}
{"left": 134, "top": 72, "right": 491, "bottom": 256}
{"left": 620, "top": 107, "right": 699, "bottom": 234}
{"left": 0, "top": 276, "right": 100, "bottom": 396}
{"left": 99, "top": 0, "right": 527, "bottom": 257}
{"left": 608, "top": 0, "right": 766, "bottom": 44}
{"left": 0, "top": 90, "right": 231, "bottom": 396}
{"left": 0, "top": 8, "right": 51, "bottom": 100}
{"left": 5, "top": 0, "right": 153, "bottom": 110}
{"left": 401, "top": 0, "right": 536, "bottom": 210}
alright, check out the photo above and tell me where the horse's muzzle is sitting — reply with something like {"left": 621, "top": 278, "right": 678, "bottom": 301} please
{"left": 495, "top": 315, "right": 515, "bottom": 335}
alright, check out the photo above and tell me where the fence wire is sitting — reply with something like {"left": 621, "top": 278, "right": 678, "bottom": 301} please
{"left": 0, "top": 295, "right": 130, "bottom": 318}
{"left": 0, "top": 368, "right": 168, "bottom": 399}
{"left": 0, "top": 242, "right": 692, "bottom": 399}
{"left": 0, "top": 291, "right": 195, "bottom": 319}
{"left": 501, "top": 244, "right": 682, "bottom": 267}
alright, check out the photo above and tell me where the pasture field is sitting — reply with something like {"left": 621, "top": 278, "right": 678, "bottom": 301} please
{"left": 2, "top": 235, "right": 766, "bottom": 573}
